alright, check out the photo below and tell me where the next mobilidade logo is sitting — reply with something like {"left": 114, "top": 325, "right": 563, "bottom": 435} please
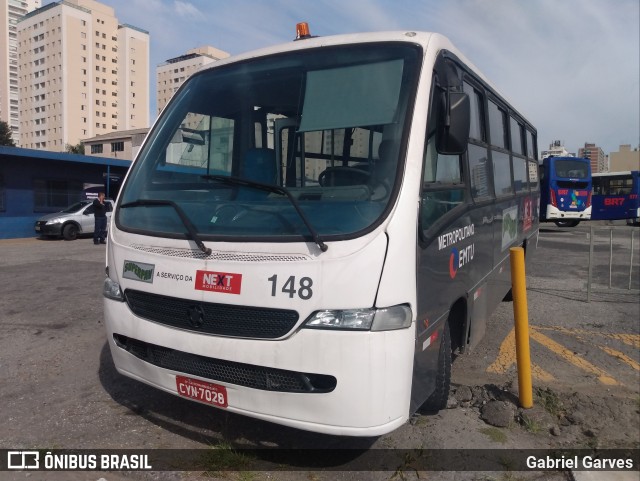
{"left": 195, "top": 270, "right": 242, "bottom": 295}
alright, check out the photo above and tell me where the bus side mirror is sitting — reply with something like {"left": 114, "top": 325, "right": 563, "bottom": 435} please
{"left": 436, "top": 91, "right": 470, "bottom": 155}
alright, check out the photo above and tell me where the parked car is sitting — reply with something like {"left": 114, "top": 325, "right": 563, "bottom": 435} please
{"left": 35, "top": 199, "right": 114, "bottom": 240}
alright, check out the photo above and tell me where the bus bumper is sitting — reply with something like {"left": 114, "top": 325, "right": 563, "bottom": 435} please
{"left": 546, "top": 205, "right": 591, "bottom": 220}
{"left": 103, "top": 298, "right": 414, "bottom": 437}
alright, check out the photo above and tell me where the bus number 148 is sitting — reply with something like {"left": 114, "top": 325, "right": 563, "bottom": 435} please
{"left": 268, "top": 275, "right": 313, "bottom": 300}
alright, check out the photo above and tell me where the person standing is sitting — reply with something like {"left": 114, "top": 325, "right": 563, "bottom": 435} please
{"left": 93, "top": 192, "right": 108, "bottom": 245}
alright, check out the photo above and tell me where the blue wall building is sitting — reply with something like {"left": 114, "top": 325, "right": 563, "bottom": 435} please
{"left": 0, "top": 146, "right": 131, "bottom": 239}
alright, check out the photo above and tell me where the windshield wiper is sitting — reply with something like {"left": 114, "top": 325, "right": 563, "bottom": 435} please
{"left": 120, "top": 199, "right": 212, "bottom": 256}
{"left": 202, "top": 174, "right": 328, "bottom": 252}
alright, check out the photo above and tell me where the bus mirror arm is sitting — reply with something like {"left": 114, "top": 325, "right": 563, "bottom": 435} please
{"left": 436, "top": 91, "right": 470, "bottom": 156}
{"left": 444, "top": 88, "right": 451, "bottom": 128}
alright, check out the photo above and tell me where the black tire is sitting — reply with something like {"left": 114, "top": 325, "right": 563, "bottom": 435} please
{"left": 62, "top": 223, "right": 79, "bottom": 240}
{"left": 422, "top": 321, "right": 452, "bottom": 412}
{"left": 554, "top": 220, "right": 580, "bottom": 227}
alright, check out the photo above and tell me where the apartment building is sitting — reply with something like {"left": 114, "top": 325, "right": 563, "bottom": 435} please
{"left": 540, "top": 140, "right": 574, "bottom": 160}
{"left": 17, "top": 0, "right": 149, "bottom": 151}
{"left": 156, "top": 45, "right": 229, "bottom": 114}
{"left": 578, "top": 142, "right": 607, "bottom": 173}
{"left": 0, "top": 0, "right": 40, "bottom": 145}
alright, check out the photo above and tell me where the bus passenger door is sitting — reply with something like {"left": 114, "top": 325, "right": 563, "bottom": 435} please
{"left": 463, "top": 144, "right": 497, "bottom": 352}
{"left": 413, "top": 64, "right": 469, "bottom": 411}
{"left": 461, "top": 79, "right": 497, "bottom": 352}
{"left": 414, "top": 147, "right": 466, "bottom": 412}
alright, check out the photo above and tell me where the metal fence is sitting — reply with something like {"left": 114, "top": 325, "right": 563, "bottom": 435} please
{"left": 587, "top": 225, "right": 639, "bottom": 302}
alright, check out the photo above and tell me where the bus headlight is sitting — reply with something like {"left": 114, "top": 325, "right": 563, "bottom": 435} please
{"left": 304, "top": 309, "right": 374, "bottom": 330}
{"left": 103, "top": 276, "right": 124, "bottom": 301}
{"left": 371, "top": 305, "right": 412, "bottom": 331}
{"left": 303, "top": 305, "right": 412, "bottom": 331}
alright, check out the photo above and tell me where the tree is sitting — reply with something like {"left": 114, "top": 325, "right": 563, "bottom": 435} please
{"left": 65, "top": 142, "right": 85, "bottom": 154}
{"left": 0, "top": 120, "right": 16, "bottom": 147}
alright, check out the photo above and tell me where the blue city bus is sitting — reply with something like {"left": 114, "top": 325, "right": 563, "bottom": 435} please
{"left": 591, "top": 171, "right": 640, "bottom": 224}
{"left": 539, "top": 156, "right": 592, "bottom": 227}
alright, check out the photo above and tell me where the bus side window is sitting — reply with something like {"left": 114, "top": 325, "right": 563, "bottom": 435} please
{"left": 526, "top": 129, "right": 537, "bottom": 160}
{"left": 492, "top": 151, "right": 513, "bottom": 196}
{"left": 463, "top": 81, "right": 492, "bottom": 201}
{"left": 487, "top": 100, "right": 513, "bottom": 197}
{"left": 421, "top": 134, "right": 465, "bottom": 232}
{"left": 528, "top": 160, "right": 539, "bottom": 191}
{"left": 423, "top": 135, "right": 462, "bottom": 184}
{"left": 465, "top": 82, "right": 484, "bottom": 142}
{"left": 468, "top": 144, "right": 492, "bottom": 200}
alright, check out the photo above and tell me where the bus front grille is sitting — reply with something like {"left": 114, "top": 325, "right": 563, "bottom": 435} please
{"left": 130, "top": 244, "right": 310, "bottom": 262}
{"left": 112, "top": 334, "right": 337, "bottom": 393}
{"left": 124, "top": 289, "right": 299, "bottom": 339}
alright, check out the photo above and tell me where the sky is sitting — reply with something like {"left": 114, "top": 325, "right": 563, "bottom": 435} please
{"left": 50, "top": 0, "right": 640, "bottom": 155}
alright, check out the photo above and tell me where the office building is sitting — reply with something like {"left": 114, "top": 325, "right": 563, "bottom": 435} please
{"left": 156, "top": 46, "right": 229, "bottom": 114}
{"left": 0, "top": 0, "right": 40, "bottom": 145}
{"left": 17, "top": 0, "right": 149, "bottom": 151}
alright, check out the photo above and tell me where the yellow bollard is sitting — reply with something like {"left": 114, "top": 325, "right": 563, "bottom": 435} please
{"left": 509, "top": 247, "right": 533, "bottom": 409}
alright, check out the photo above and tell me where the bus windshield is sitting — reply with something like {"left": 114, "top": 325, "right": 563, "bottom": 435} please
{"left": 117, "top": 44, "right": 420, "bottom": 242}
{"left": 554, "top": 159, "right": 589, "bottom": 179}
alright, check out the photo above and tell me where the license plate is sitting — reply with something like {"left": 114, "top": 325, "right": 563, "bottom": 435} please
{"left": 35, "top": 226, "right": 41, "bottom": 231}
{"left": 175, "top": 375, "right": 228, "bottom": 408}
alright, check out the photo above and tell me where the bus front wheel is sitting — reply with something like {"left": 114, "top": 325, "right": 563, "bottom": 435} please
{"left": 421, "top": 320, "right": 452, "bottom": 412}
{"left": 554, "top": 220, "right": 580, "bottom": 228}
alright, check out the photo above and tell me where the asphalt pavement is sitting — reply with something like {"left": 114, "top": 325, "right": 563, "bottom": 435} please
{"left": 0, "top": 224, "right": 637, "bottom": 480}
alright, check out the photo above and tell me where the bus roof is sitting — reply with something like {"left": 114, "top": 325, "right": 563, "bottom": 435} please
{"left": 192, "top": 28, "right": 533, "bottom": 128}
{"left": 545, "top": 156, "right": 589, "bottom": 162}
{"left": 199, "top": 30, "right": 437, "bottom": 66}
{"left": 198, "top": 31, "right": 487, "bottom": 93}
{"left": 592, "top": 171, "right": 636, "bottom": 177}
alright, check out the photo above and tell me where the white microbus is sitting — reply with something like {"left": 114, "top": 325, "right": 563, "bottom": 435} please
{"left": 103, "top": 26, "right": 540, "bottom": 436}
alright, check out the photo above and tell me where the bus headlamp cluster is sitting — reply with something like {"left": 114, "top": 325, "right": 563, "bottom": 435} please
{"left": 103, "top": 276, "right": 124, "bottom": 301}
{"left": 304, "top": 305, "right": 412, "bottom": 331}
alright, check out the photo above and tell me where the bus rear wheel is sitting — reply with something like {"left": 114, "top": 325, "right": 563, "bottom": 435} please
{"left": 422, "top": 320, "right": 451, "bottom": 412}
{"left": 554, "top": 220, "right": 580, "bottom": 228}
